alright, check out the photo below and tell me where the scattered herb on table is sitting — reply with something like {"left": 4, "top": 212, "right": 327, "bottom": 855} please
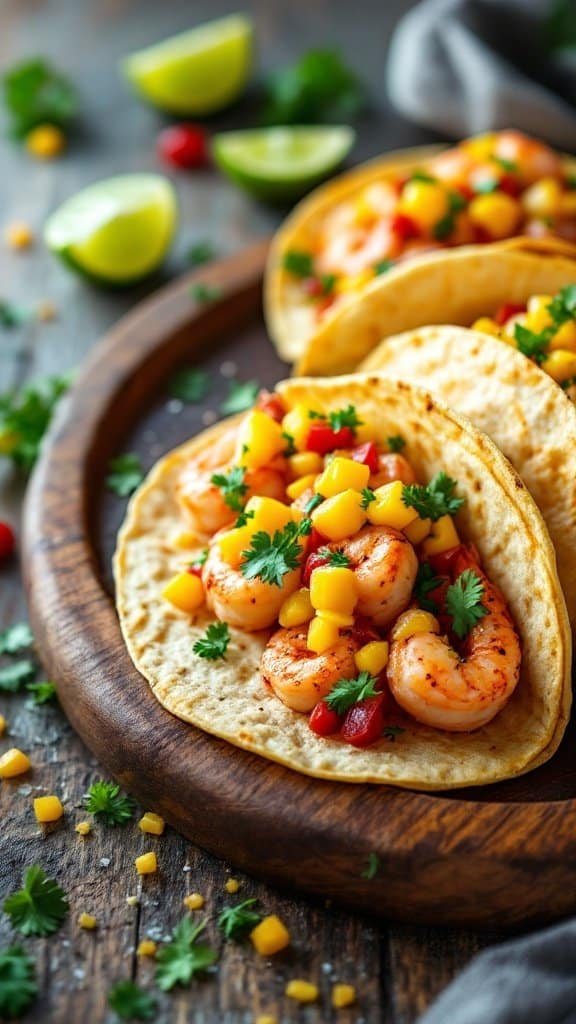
{"left": 0, "top": 373, "right": 71, "bottom": 471}
{"left": 413, "top": 563, "right": 443, "bottom": 613}
{"left": 218, "top": 898, "right": 261, "bottom": 940}
{"left": 105, "top": 453, "right": 144, "bottom": 497}
{"left": 26, "top": 680, "right": 57, "bottom": 705}
{"left": 361, "top": 852, "right": 380, "bottom": 880}
{"left": 210, "top": 465, "right": 248, "bottom": 512}
{"left": 220, "top": 378, "right": 260, "bottom": 415}
{"left": 83, "top": 780, "right": 135, "bottom": 826}
{"left": 2, "top": 58, "right": 77, "bottom": 139}
{"left": 190, "top": 282, "right": 222, "bottom": 304}
{"left": 402, "top": 472, "right": 464, "bottom": 522}
{"left": 186, "top": 240, "right": 217, "bottom": 267}
{"left": 0, "top": 622, "right": 33, "bottom": 655}
{"left": 387, "top": 434, "right": 406, "bottom": 453}
{"left": 0, "top": 660, "right": 36, "bottom": 693}
{"left": 0, "top": 300, "right": 30, "bottom": 329}
{"left": 168, "top": 367, "right": 210, "bottom": 403}
{"left": 3, "top": 865, "right": 68, "bottom": 937}
{"left": 193, "top": 622, "right": 230, "bottom": 661}
{"left": 263, "top": 48, "right": 365, "bottom": 125}
{"left": 324, "top": 672, "right": 379, "bottom": 715}
{"left": 241, "top": 519, "right": 312, "bottom": 587}
{"left": 0, "top": 946, "right": 37, "bottom": 1019}
{"left": 446, "top": 570, "right": 488, "bottom": 639}
{"left": 547, "top": 0, "right": 576, "bottom": 52}
{"left": 155, "top": 918, "right": 217, "bottom": 992}
{"left": 108, "top": 980, "right": 157, "bottom": 1021}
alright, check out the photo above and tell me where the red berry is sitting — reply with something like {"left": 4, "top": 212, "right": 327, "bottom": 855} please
{"left": 157, "top": 124, "right": 208, "bottom": 169}
{"left": 309, "top": 701, "right": 341, "bottom": 737}
{"left": 0, "top": 521, "right": 15, "bottom": 562}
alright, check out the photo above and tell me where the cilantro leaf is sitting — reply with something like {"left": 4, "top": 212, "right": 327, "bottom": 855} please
{"left": 433, "top": 190, "right": 466, "bottom": 240}
{"left": 190, "top": 282, "right": 222, "bottom": 304}
{"left": 282, "top": 250, "right": 314, "bottom": 278}
{"left": 374, "top": 259, "right": 394, "bottom": 275}
{"left": 0, "top": 659, "right": 36, "bottom": 693}
{"left": 0, "top": 300, "right": 30, "bottom": 329}
{"left": 402, "top": 472, "right": 464, "bottom": 522}
{"left": 235, "top": 509, "right": 255, "bottom": 528}
{"left": 241, "top": 520, "right": 311, "bottom": 587}
{"left": 387, "top": 434, "right": 406, "bottom": 453}
{"left": 325, "top": 672, "right": 379, "bottom": 715}
{"left": 83, "top": 780, "right": 135, "bottom": 826}
{"left": 492, "top": 155, "right": 518, "bottom": 174}
{"left": 3, "top": 58, "right": 77, "bottom": 139}
{"left": 513, "top": 323, "right": 549, "bottom": 364}
{"left": 108, "top": 980, "right": 157, "bottom": 1021}
{"left": 105, "top": 453, "right": 144, "bottom": 497}
{"left": 319, "top": 272, "right": 337, "bottom": 295}
{"left": 220, "top": 379, "right": 260, "bottom": 415}
{"left": 190, "top": 549, "right": 208, "bottom": 570}
{"left": 547, "top": 284, "right": 576, "bottom": 324}
{"left": 0, "top": 946, "right": 37, "bottom": 1018}
{"left": 263, "top": 48, "right": 365, "bottom": 125}
{"left": 304, "top": 492, "right": 324, "bottom": 514}
{"left": 186, "top": 240, "right": 217, "bottom": 267}
{"left": 0, "top": 373, "right": 71, "bottom": 471}
{"left": 210, "top": 465, "right": 248, "bottom": 512}
{"left": 328, "top": 404, "right": 363, "bottom": 433}
{"left": 361, "top": 852, "right": 379, "bottom": 880}
{"left": 445, "top": 569, "right": 488, "bottom": 639}
{"left": 0, "top": 622, "right": 33, "bottom": 655}
{"left": 155, "top": 918, "right": 217, "bottom": 992}
{"left": 26, "top": 680, "right": 57, "bottom": 705}
{"left": 413, "top": 563, "right": 443, "bottom": 612}
{"left": 318, "top": 547, "right": 350, "bottom": 567}
{"left": 3, "top": 866, "right": 68, "bottom": 937}
{"left": 193, "top": 621, "right": 230, "bottom": 661}
{"left": 218, "top": 898, "right": 261, "bottom": 940}
{"left": 282, "top": 431, "right": 297, "bottom": 456}
{"left": 168, "top": 368, "right": 210, "bottom": 403}
{"left": 361, "top": 487, "right": 376, "bottom": 509}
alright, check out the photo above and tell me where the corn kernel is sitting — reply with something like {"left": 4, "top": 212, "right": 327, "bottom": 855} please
{"left": 541, "top": 349, "right": 576, "bottom": 383}
{"left": 135, "top": 852, "right": 157, "bottom": 875}
{"left": 288, "top": 451, "right": 323, "bottom": 479}
{"left": 138, "top": 812, "right": 165, "bottom": 836}
{"left": 172, "top": 530, "right": 200, "bottom": 550}
{"left": 244, "top": 496, "right": 293, "bottom": 534}
{"left": 75, "top": 821, "right": 92, "bottom": 836}
{"left": 311, "top": 489, "right": 365, "bottom": 541}
{"left": 315, "top": 456, "right": 370, "bottom": 498}
{"left": 317, "top": 609, "right": 355, "bottom": 627}
{"left": 282, "top": 404, "right": 313, "bottom": 451}
{"left": 25, "top": 123, "right": 66, "bottom": 159}
{"left": 550, "top": 319, "right": 576, "bottom": 352}
{"left": 366, "top": 480, "right": 418, "bottom": 530}
{"left": 286, "top": 474, "right": 317, "bottom": 501}
{"left": 126, "top": 895, "right": 139, "bottom": 907}
{"left": 285, "top": 980, "right": 319, "bottom": 1003}
{"left": 521, "top": 178, "right": 562, "bottom": 218}
{"left": 332, "top": 983, "right": 356, "bottom": 1008}
{"left": 404, "top": 516, "right": 432, "bottom": 545}
{"left": 279, "top": 588, "right": 314, "bottom": 628}
{"left": 422, "top": 515, "right": 460, "bottom": 556}
{"left": 0, "top": 748, "right": 31, "bottom": 778}
{"left": 399, "top": 180, "right": 449, "bottom": 232}
{"left": 355, "top": 640, "right": 389, "bottom": 675}
{"left": 33, "top": 795, "right": 64, "bottom": 823}
{"left": 162, "top": 572, "right": 204, "bottom": 613}
{"left": 183, "top": 893, "right": 204, "bottom": 911}
{"left": 236, "top": 410, "right": 286, "bottom": 470}
{"left": 391, "top": 609, "right": 440, "bottom": 642}
{"left": 471, "top": 317, "right": 501, "bottom": 338}
{"left": 36, "top": 300, "right": 57, "bottom": 322}
{"left": 225, "top": 878, "right": 240, "bottom": 894}
{"left": 0, "top": 715, "right": 6, "bottom": 737}
{"left": 307, "top": 616, "right": 340, "bottom": 654}
{"left": 468, "top": 192, "right": 521, "bottom": 239}
{"left": 137, "top": 939, "right": 157, "bottom": 957}
{"left": 310, "top": 565, "right": 358, "bottom": 615}
{"left": 251, "top": 914, "right": 291, "bottom": 955}
{"left": 78, "top": 912, "right": 97, "bottom": 930}
{"left": 254, "top": 1016, "right": 278, "bottom": 1024}
{"left": 217, "top": 525, "right": 253, "bottom": 567}
{"left": 5, "top": 221, "right": 33, "bottom": 249}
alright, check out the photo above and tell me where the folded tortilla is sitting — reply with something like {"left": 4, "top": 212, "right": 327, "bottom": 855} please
{"left": 115, "top": 375, "right": 571, "bottom": 790}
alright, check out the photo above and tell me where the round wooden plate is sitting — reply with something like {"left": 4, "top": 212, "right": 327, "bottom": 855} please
{"left": 23, "top": 240, "right": 576, "bottom": 929}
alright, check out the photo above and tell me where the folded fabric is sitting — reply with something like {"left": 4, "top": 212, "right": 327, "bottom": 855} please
{"left": 419, "top": 917, "right": 576, "bottom": 1024}
{"left": 387, "top": 0, "right": 576, "bottom": 147}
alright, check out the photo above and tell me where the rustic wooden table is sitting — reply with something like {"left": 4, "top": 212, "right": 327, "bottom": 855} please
{"left": 0, "top": 1, "right": 500, "bottom": 1020}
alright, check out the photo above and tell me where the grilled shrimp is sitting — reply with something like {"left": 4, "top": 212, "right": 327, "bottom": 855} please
{"left": 334, "top": 526, "right": 418, "bottom": 628}
{"left": 261, "top": 626, "right": 362, "bottom": 711}
{"left": 387, "top": 576, "right": 521, "bottom": 731}
{"left": 370, "top": 453, "right": 417, "bottom": 488}
{"left": 202, "top": 540, "right": 300, "bottom": 632}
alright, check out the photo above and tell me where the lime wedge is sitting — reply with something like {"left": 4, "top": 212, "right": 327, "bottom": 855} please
{"left": 122, "top": 15, "right": 253, "bottom": 115}
{"left": 212, "top": 126, "right": 356, "bottom": 201}
{"left": 44, "top": 174, "right": 177, "bottom": 285}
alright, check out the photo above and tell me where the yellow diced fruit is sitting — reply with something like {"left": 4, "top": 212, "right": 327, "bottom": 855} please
{"left": 217, "top": 525, "right": 253, "bottom": 567}
{"left": 354, "top": 640, "right": 389, "bottom": 675}
{"left": 503, "top": 312, "right": 527, "bottom": 339}
{"left": 471, "top": 317, "right": 501, "bottom": 338}
{"left": 236, "top": 410, "right": 286, "bottom": 470}
{"left": 286, "top": 474, "right": 317, "bottom": 501}
{"left": 5, "top": 221, "right": 33, "bottom": 249}
{"left": 285, "top": 980, "right": 319, "bottom": 1004}
{"left": 282, "top": 404, "right": 313, "bottom": 452}
{"left": 162, "top": 572, "right": 204, "bottom": 613}
{"left": 335, "top": 269, "right": 373, "bottom": 294}
{"left": 244, "top": 495, "right": 293, "bottom": 534}
{"left": 0, "top": 715, "right": 6, "bottom": 737}
{"left": 0, "top": 748, "right": 31, "bottom": 778}
{"left": 468, "top": 192, "right": 521, "bottom": 239}
{"left": 307, "top": 616, "right": 340, "bottom": 654}
{"left": 135, "top": 852, "right": 158, "bottom": 875}
{"left": 183, "top": 893, "right": 204, "bottom": 911}
{"left": 399, "top": 180, "right": 449, "bottom": 232}
{"left": 550, "top": 319, "right": 576, "bottom": 352}
{"left": 404, "top": 516, "right": 432, "bottom": 545}
{"left": 288, "top": 451, "right": 323, "bottom": 479}
{"left": 317, "top": 609, "right": 355, "bottom": 627}
{"left": 422, "top": 515, "right": 460, "bottom": 556}
{"left": 521, "top": 178, "right": 562, "bottom": 218}
{"left": 279, "top": 588, "right": 314, "bottom": 628}
{"left": 254, "top": 1016, "right": 278, "bottom": 1024}
{"left": 311, "top": 489, "right": 365, "bottom": 541}
{"left": 225, "top": 878, "right": 240, "bottom": 894}
{"left": 25, "top": 123, "right": 66, "bottom": 159}
{"left": 251, "top": 915, "right": 291, "bottom": 956}
{"left": 366, "top": 480, "right": 418, "bottom": 530}
{"left": 75, "top": 821, "right": 92, "bottom": 836}
{"left": 463, "top": 132, "right": 497, "bottom": 160}
{"left": 78, "top": 912, "right": 97, "bottom": 930}
{"left": 172, "top": 530, "right": 200, "bottom": 550}
{"left": 33, "top": 795, "right": 64, "bottom": 823}
{"left": 315, "top": 456, "right": 370, "bottom": 498}
{"left": 138, "top": 812, "right": 165, "bottom": 836}
{"left": 137, "top": 939, "right": 157, "bottom": 957}
{"left": 332, "top": 983, "right": 357, "bottom": 1008}
{"left": 310, "top": 565, "right": 358, "bottom": 615}
{"left": 541, "top": 349, "right": 576, "bottom": 383}
{"left": 526, "top": 294, "right": 553, "bottom": 334}
{"left": 391, "top": 609, "right": 440, "bottom": 642}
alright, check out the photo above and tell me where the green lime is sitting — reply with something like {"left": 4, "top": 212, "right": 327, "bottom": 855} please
{"left": 44, "top": 174, "right": 177, "bottom": 285}
{"left": 122, "top": 15, "right": 253, "bottom": 115}
{"left": 211, "top": 126, "right": 356, "bottom": 201}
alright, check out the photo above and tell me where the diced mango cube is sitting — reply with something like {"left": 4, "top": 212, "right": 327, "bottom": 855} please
{"left": 236, "top": 410, "right": 286, "bottom": 469}
{"left": 541, "top": 349, "right": 576, "bottom": 383}
{"left": 138, "top": 812, "right": 165, "bottom": 836}
{"left": 366, "top": 480, "right": 418, "bottom": 530}
{"left": 317, "top": 609, "right": 355, "bottom": 627}
{"left": 0, "top": 748, "right": 31, "bottom": 778}
{"left": 471, "top": 317, "right": 500, "bottom": 338}
{"left": 137, "top": 939, "right": 157, "bottom": 957}
{"left": 314, "top": 456, "right": 370, "bottom": 498}
{"left": 550, "top": 319, "right": 576, "bottom": 352}
{"left": 310, "top": 566, "right": 358, "bottom": 615}
{"left": 217, "top": 525, "right": 253, "bottom": 567}
{"left": 468, "top": 192, "right": 521, "bottom": 239}
{"left": 522, "top": 178, "right": 562, "bottom": 218}
{"left": 33, "top": 795, "right": 64, "bottom": 823}
{"left": 162, "top": 572, "right": 204, "bottom": 613}
{"left": 526, "top": 295, "right": 553, "bottom": 334}
{"left": 285, "top": 979, "right": 319, "bottom": 1003}
{"left": 422, "top": 515, "right": 460, "bottom": 556}
{"left": 172, "top": 530, "right": 200, "bottom": 550}
{"left": 135, "top": 852, "right": 157, "bottom": 875}
{"left": 282, "top": 404, "right": 313, "bottom": 452}
{"left": 332, "top": 983, "right": 356, "bottom": 1008}
{"left": 279, "top": 588, "right": 314, "bottom": 628}
{"left": 245, "top": 496, "right": 293, "bottom": 534}
{"left": 355, "top": 640, "right": 389, "bottom": 675}
{"left": 307, "top": 616, "right": 340, "bottom": 654}
{"left": 75, "top": 821, "right": 92, "bottom": 836}
{"left": 391, "top": 609, "right": 440, "bottom": 642}
{"left": 78, "top": 912, "right": 97, "bottom": 930}
{"left": 183, "top": 893, "right": 204, "bottom": 911}
{"left": 286, "top": 474, "right": 317, "bottom": 501}
{"left": 251, "top": 914, "right": 290, "bottom": 956}
{"left": 288, "top": 451, "right": 323, "bottom": 479}
{"left": 0, "top": 714, "right": 6, "bottom": 737}
{"left": 225, "top": 878, "right": 240, "bottom": 894}
{"left": 404, "top": 516, "right": 432, "bottom": 545}
{"left": 311, "top": 489, "right": 365, "bottom": 541}
{"left": 399, "top": 179, "right": 449, "bottom": 232}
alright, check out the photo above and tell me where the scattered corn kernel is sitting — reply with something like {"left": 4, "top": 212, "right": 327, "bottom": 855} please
{"left": 137, "top": 939, "right": 157, "bottom": 957}
{"left": 245, "top": 495, "right": 293, "bottom": 535}
{"left": 399, "top": 179, "right": 449, "bottom": 232}
{"left": 36, "top": 299, "right": 57, "bottom": 322}
{"left": 317, "top": 609, "right": 355, "bottom": 627}
{"left": 391, "top": 609, "right": 440, "bottom": 642}
{"left": 355, "top": 640, "right": 389, "bottom": 675}
{"left": 310, "top": 565, "right": 358, "bottom": 615}
{"left": 183, "top": 893, "right": 204, "bottom": 911}
{"left": 541, "top": 349, "right": 576, "bottom": 383}
{"left": 285, "top": 979, "right": 319, "bottom": 1004}
{"left": 162, "top": 571, "right": 204, "bottom": 613}
{"left": 254, "top": 1016, "right": 278, "bottom": 1024}
{"left": 217, "top": 524, "right": 253, "bottom": 567}
{"left": 307, "top": 615, "right": 340, "bottom": 654}
{"left": 404, "top": 516, "right": 432, "bottom": 545}
{"left": 422, "top": 514, "right": 460, "bottom": 556}
{"left": 126, "top": 895, "right": 139, "bottom": 907}
{"left": 75, "top": 821, "right": 92, "bottom": 836}
{"left": 0, "top": 748, "right": 31, "bottom": 778}
{"left": 138, "top": 812, "right": 165, "bottom": 836}
{"left": 288, "top": 451, "right": 323, "bottom": 479}
{"left": 282, "top": 404, "right": 314, "bottom": 451}
{"left": 471, "top": 316, "right": 500, "bottom": 337}
{"left": 5, "top": 221, "right": 33, "bottom": 249}
{"left": 468, "top": 192, "right": 521, "bottom": 239}
{"left": 366, "top": 480, "right": 418, "bottom": 530}
{"left": 279, "top": 588, "right": 314, "bottom": 628}
{"left": 236, "top": 410, "right": 285, "bottom": 470}
{"left": 25, "top": 123, "right": 66, "bottom": 159}
{"left": 286, "top": 474, "right": 317, "bottom": 501}
{"left": 0, "top": 714, "right": 6, "bottom": 737}
{"left": 311, "top": 489, "right": 365, "bottom": 541}
{"left": 33, "top": 795, "right": 64, "bottom": 823}
{"left": 251, "top": 914, "right": 290, "bottom": 956}
{"left": 315, "top": 456, "right": 370, "bottom": 498}
{"left": 78, "top": 912, "right": 97, "bottom": 930}
{"left": 135, "top": 852, "right": 157, "bottom": 875}
{"left": 332, "top": 983, "right": 357, "bottom": 1008}
{"left": 550, "top": 319, "right": 576, "bottom": 351}
{"left": 225, "top": 878, "right": 240, "bottom": 894}
{"left": 521, "top": 178, "right": 562, "bottom": 218}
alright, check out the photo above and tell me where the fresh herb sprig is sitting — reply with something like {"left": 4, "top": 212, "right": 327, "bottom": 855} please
{"left": 155, "top": 918, "right": 216, "bottom": 992}
{"left": 0, "top": 660, "right": 36, "bottom": 693}
{"left": 26, "top": 681, "right": 57, "bottom": 705}
{"left": 282, "top": 250, "right": 314, "bottom": 278}
{"left": 263, "top": 48, "right": 365, "bottom": 126}
{"left": 3, "top": 866, "right": 68, "bottom": 937}
{"left": 0, "top": 946, "right": 37, "bottom": 1018}
{"left": 361, "top": 487, "right": 375, "bottom": 510}
{"left": 218, "top": 898, "right": 261, "bottom": 940}
{"left": 108, "top": 980, "right": 157, "bottom": 1021}
{"left": 513, "top": 285, "right": 576, "bottom": 364}
{"left": 402, "top": 472, "right": 464, "bottom": 522}
{"left": 387, "top": 434, "right": 406, "bottom": 453}
{"left": 413, "top": 563, "right": 443, "bottom": 612}
{"left": 328, "top": 404, "right": 363, "bottom": 432}
{"left": 193, "top": 622, "right": 230, "bottom": 661}
{"left": 220, "top": 379, "right": 260, "bottom": 415}
{"left": 446, "top": 569, "right": 488, "bottom": 638}
{"left": 3, "top": 58, "right": 77, "bottom": 139}
{"left": 0, "top": 374, "right": 71, "bottom": 471}
{"left": 0, "top": 622, "right": 33, "bottom": 655}
{"left": 241, "top": 519, "right": 312, "bottom": 587}
{"left": 325, "top": 672, "right": 379, "bottom": 715}
{"left": 105, "top": 453, "right": 144, "bottom": 497}
{"left": 210, "top": 465, "right": 248, "bottom": 513}
{"left": 168, "top": 368, "right": 210, "bottom": 403}
{"left": 83, "top": 780, "right": 135, "bottom": 827}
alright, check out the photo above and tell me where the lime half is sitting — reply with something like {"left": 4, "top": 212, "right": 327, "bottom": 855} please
{"left": 122, "top": 15, "right": 253, "bottom": 115}
{"left": 212, "top": 126, "right": 356, "bottom": 201}
{"left": 44, "top": 174, "right": 177, "bottom": 285}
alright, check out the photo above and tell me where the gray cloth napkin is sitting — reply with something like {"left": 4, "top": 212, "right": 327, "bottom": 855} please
{"left": 419, "top": 917, "right": 576, "bottom": 1023}
{"left": 387, "top": 0, "right": 576, "bottom": 147}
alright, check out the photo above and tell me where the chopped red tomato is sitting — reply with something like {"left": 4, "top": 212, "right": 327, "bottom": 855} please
{"left": 186, "top": 564, "right": 203, "bottom": 578}
{"left": 306, "top": 422, "right": 355, "bottom": 454}
{"left": 309, "top": 701, "right": 341, "bottom": 736}
{"left": 349, "top": 441, "right": 379, "bottom": 474}
{"left": 255, "top": 390, "right": 285, "bottom": 422}
{"left": 157, "top": 124, "right": 208, "bottom": 169}
{"left": 494, "top": 302, "right": 527, "bottom": 326}
{"left": 0, "top": 522, "right": 15, "bottom": 562}
{"left": 341, "top": 692, "right": 388, "bottom": 747}
{"left": 302, "top": 548, "right": 330, "bottom": 587}
{"left": 390, "top": 211, "right": 419, "bottom": 241}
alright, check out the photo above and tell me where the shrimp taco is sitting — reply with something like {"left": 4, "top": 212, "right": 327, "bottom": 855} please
{"left": 114, "top": 375, "right": 571, "bottom": 790}
{"left": 265, "top": 130, "right": 576, "bottom": 365}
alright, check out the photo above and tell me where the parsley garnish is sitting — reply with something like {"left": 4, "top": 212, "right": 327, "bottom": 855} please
{"left": 155, "top": 918, "right": 217, "bottom": 992}
{"left": 218, "top": 898, "right": 261, "bottom": 940}
{"left": 492, "top": 155, "right": 518, "bottom": 173}
{"left": 0, "top": 622, "right": 33, "bottom": 654}
{"left": 190, "top": 282, "right": 222, "bottom": 304}
{"left": 433, "top": 190, "right": 466, "bottom": 240}
{"left": 387, "top": 434, "right": 406, "bottom": 453}
{"left": 0, "top": 660, "right": 35, "bottom": 693}
{"left": 193, "top": 621, "right": 230, "bottom": 660}
{"left": 445, "top": 569, "right": 488, "bottom": 638}
{"left": 512, "top": 285, "right": 576, "bottom": 365}
{"left": 0, "top": 946, "right": 37, "bottom": 1018}
{"left": 402, "top": 472, "right": 464, "bottom": 522}
{"left": 0, "top": 300, "right": 30, "bottom": 328}
{"left": 304, "top": 492, "right": 324, "bottom": 514}
{"left": 328, "top": 404, "right": 363, "bottom": 433}
{"left": 186, "top": 240, "right": 217, "bottom": 267}
{"left": 361, "top": 487, "right": 376, "bottom": 509}
{"left": 361, "top": 852, "right": 380, "bottom": 880}
{"left": 374, "top": 259, "right": 394, "bottom": 275}
{"left": 190, "top": 549, "right": 208, "bottom": 570}
{"left": 547, "top": 284, "right": 576, "bottom": 323}
{"left": 282, "top": 431, "right": 297, "bottom": 456}
{"left": 3, "top": 58, "right": 77, "bottom": 139}
{"left": 263, "top": 48, "right": 364, "bottom": 125}
{"left": 282, "top": 250, "right": 314, "bottom": 278}
{"left": 235, "top": 509, "right": 255, "bottom": 528}
{"left": 168, "top": 368, "right": 210, "bottom": 403}
{"left": 319, "top": 272, "right": 337, "bottom": 295}
{"left": 413, "top": 563, "right": 443, "bottom": 612}
{"left": 3, "top": 866, "right": 68, "bottom": 937}
{"left": 325, "top": 672, "right": 379, "bottom": 715}
{"left": 83, "top": 780, "right": 135, "bottom": 826}
{"left": 409, "top": 170, "right": 437, "bottom": 183}
{"left": 241, "top": 519, "right": 311, "bottom": 587}
{"left": 317, "top": 547, "right": 350, "bottom": 567}
{"left": 108, "top": 980, "right": 157, "bottom": 1021}
{"left": 106, "top": 453, "right": 144, "bottom": 497}
{"left": 0, "top": 373, "right": 71, "bottom": 471}
{"left": 220, "top": 379, "right": 260, "bottom": 415}
{"left": 514, "top": 323, "right": 550, "bottom": 364}
{"left": 26, "top": 680, "right": 57, "bottom": 705}
{"left": 211, "top": 465, "right": 248, "bottom": 513}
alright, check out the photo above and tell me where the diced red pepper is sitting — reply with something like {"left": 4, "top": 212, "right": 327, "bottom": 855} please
{"left": 186, "top": 564, "right": 203, "bottom": 578}
{"left": 494, "top": 302, "right": 527, "bottom": 326}
{"left": 390, "top": 211, "right": 419, "bottom": 242}
{"left": 341, "top": 692, "right": 388, "bottom": 747}
{"left": 349, "top": 441, "right": 379, "bottom": 474}
{"left": 302, "top": 548, "right": 330, "bottom": 587}
{"left": 305, "top": 527, "right": 326, "bottom": 558}
{"left": 0, "top": 522, "right": 15, "bottom": 562}
{"left": 306, "top": 422, "right": 355, "bottom": 455}
{"left": 302, "top": 276, "right": 324, "bottom": 298}
{"left": 309, "top": 701, "right": 342, "bottom": 736}
{"left": 498, "top": 174, "right": 521, "bottom": 198}
{"left": 255, "top": 389, "right": 285, "bottom": 422}
{"left": 428, "top": 543, "right": 481, "bottom": 580}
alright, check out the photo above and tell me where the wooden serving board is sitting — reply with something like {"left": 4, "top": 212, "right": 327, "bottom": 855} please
{"left": 23, "top": 240, "right": 576, "bottom": 929}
